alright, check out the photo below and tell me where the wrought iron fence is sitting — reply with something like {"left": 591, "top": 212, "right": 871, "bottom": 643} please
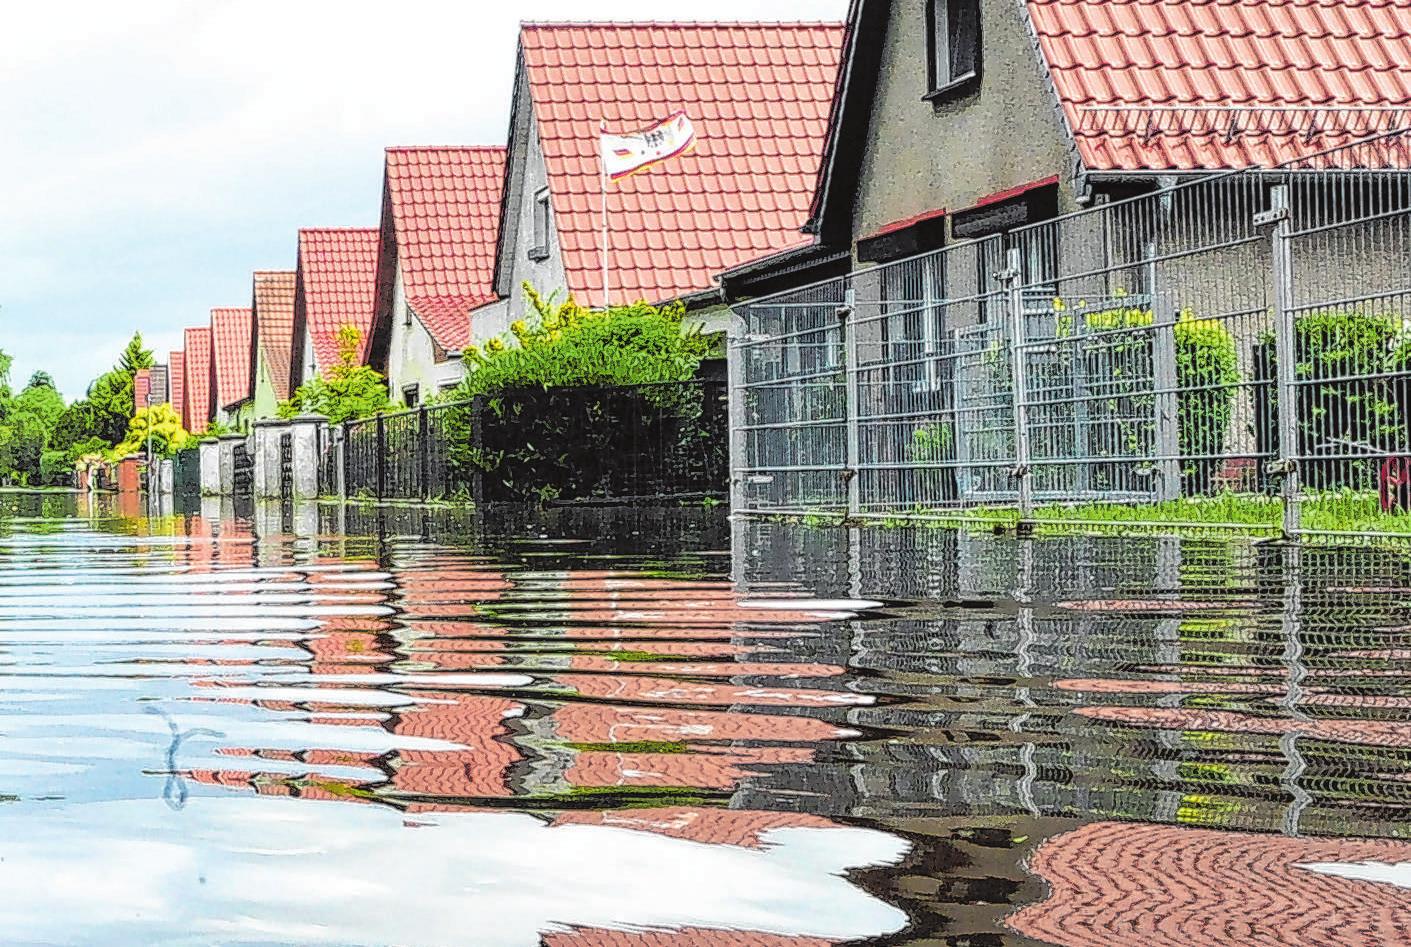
{"left": 730, "top": 130, "right": 1411, "bottom": 540}
{"left": 331, "top": 379, "right": 728, "bottom": 504}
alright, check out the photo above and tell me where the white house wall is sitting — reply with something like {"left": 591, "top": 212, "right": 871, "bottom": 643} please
{"left": 387, "top": 269, "right": 467, "bottom": 405}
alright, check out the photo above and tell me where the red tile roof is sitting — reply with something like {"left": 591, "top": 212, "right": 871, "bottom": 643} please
{"left": 168, "top": 350, "right": 185, "bottom": 428}
{"left": 382, "top": 146, "right": 505, "bottom": 353}
{"left": 210, "top": 307, "right": 254, "bottom": 411}
{"left": 296, "top": 228, "right": 380, "bottom": 378}
{"left": 182, "top": 327, "right": 212, "bottom": 434}
{"left": 252, "top": 270, "right": 297, "bottom": 401}
{"left": 133, "top": 369, "right": 151, "bottom": 416}
{"left": 1028, "top": 0, "right": 1411, "bottom": 170}
{"left": 517, "top": 22, "right": 843, "bottom": 306}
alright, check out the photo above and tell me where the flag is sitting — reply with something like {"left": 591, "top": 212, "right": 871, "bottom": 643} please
{"left": 600, "top": 111, "right": 697, "bottom": 182}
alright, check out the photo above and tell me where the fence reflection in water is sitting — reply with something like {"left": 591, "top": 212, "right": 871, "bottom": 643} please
{"left": 329, "top": 379, "right": 729, "bottom": 504}
{"left": 731, "top": 130, "right": 1411, "bottom": 538}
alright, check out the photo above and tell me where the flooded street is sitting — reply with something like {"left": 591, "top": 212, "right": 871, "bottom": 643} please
{"left": 3, "top": 495, "right": 1411, "bottom": 945}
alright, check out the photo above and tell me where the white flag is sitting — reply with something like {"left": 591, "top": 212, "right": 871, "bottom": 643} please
{"left": 600, "top": 111, "right": 697, "bottom": 182}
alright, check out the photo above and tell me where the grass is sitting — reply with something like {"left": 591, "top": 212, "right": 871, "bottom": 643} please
{"left": 771, "top": 491, "right": 1411, "bottom": 542}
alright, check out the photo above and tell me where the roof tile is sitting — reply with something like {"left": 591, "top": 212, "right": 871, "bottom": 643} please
{"left": 252, "top": 271, "right": 296, "bottom": 402}
{"left": 380, "top": 146, "right": 507, "bottom": 354}
{"left": 520, "top": 22, "right": 843, "bottom": 304}
{"left": 169, "top": 350, "right": 186, "bottom": 429}
{"left": 297, "top": 229, "right": 380, "bottom": 378}
{"left": 211, "top": 307, "right": 253, "bottom": 411}
{"left": 1030, "top": 0, "right": 1411, "bottom": 170}
{"left": 182, "top": 327, "right": 212, "bottom": 435}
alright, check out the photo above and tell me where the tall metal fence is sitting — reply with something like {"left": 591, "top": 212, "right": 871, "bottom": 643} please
{"left": 731, "top": 131, "right": 1411, "bottom": 540}
{"left": 328, "top": 379, "right": 729, "bottom": 505}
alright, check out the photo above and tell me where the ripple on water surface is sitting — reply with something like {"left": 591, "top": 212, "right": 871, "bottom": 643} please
{"left": 2, "top": 498, "right": 1411, "bottom": 945}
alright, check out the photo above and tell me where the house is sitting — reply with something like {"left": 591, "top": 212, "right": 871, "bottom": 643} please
{"left": 169, "top": 350, "right": 186, "bottom": 429}
{"left": 366, "top": 146, "right": 506, "bottom": 407}
{"left": 726, "top": 0, "right": 1411, "bottom": 513}
{"left": 209, "top": 307, "right": 254, "bottom": 428}
{"left": 731, "top": 0, "right": 1411, "bottom": 291}
{"left": 182, "top": 327, "right": 212, "bottom": 436}
{"left": 491, "top": 21, "right": 845, "bottom": 338}
{"left": 250, "top": 270, "right": 297, "bottom": 418}
{"left": 290, "top": 228, "right": 380, "bottom": 385}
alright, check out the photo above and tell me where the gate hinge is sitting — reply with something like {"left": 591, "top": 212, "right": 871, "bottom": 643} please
{"left": 1012, "top": 463, "right": 1031, "bottom": 479}
{"left": 994, "top": 267, "right": 1021, "bottom": 283}
{"left": 1254, "top": 206, "right": 1290, "bottom": 227}
{"left": 1265, "top": 458, "right": 1296, "bottom": 476}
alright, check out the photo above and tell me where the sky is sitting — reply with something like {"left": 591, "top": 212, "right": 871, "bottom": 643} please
{"left": 0, "top": 0, "right": 847, "bottom": 400}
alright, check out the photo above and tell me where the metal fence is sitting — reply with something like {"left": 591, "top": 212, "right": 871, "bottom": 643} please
{"left": 731, "top": 130, "right": 1411, "bottom": 540}
{"left": 329, "top": 379, "right": 729, "bottom": 504}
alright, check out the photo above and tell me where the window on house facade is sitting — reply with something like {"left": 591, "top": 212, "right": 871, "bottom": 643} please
{"left": 403, "top": 385, "right": 420, "bottom": 409}
{"left": 529, "top": 187, "right": 552, "bottom": 261}
{"left": 926, "top": 0, "right": 981, "bottom": 98}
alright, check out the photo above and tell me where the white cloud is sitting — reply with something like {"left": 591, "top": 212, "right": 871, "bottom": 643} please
{"left": 0, "top": 0, "right": 848, "bottom": 397}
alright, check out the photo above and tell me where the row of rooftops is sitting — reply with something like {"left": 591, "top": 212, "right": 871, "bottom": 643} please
{"left": 152, "top": 4, "right": 1411, "bottom": 430}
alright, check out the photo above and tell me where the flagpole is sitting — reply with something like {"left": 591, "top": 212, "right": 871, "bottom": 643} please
{"left": 599, "top": 119, "right": 610, "bottom": 310}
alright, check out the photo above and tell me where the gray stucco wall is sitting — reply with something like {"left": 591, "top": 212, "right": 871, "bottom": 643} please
{"left": 850, "top": 0, "right": 1075, "bottom": 248}
{"left": 500, "top": 80, "right": 571, "bottom": 325}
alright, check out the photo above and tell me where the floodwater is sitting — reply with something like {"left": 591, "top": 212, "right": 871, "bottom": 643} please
{"left": 3, "top": 494, "right": 1411, "bottom": 946}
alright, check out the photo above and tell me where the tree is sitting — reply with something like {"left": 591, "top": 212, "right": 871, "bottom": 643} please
{"left": 113, "top": 403, "right": 189, "bottom": 459}
{"left": 119, "top": 333, "right": 156, "bottom": 374}
{"left": 279, "top": 325, "right": 390, "bottom": 424}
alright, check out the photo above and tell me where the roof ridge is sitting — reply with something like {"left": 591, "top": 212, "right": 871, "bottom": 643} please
{"left": 385, "top": 144, "right": 507, "bottom": 153}
{"left": 299, "top": 226, "right": 378, "bottom": 234}
{"left": 521, "top": 20, "right": 844, "bottom": 28}
{"left": 253, "top": 269, "right": 295, "bottom": 276}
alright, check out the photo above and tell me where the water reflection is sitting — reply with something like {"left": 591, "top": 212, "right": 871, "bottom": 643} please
{"left": 1, "top": 494, "right": 1410, "bottom": 944}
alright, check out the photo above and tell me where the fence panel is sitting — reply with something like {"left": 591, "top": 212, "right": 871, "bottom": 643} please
{"left": 327, "top": 380, "right": 728, "bottom": 505}
{"left": 730, "top": 130, "right": 1411, "bottom": 540}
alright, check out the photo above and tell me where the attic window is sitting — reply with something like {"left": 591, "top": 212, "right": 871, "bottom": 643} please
{"left": 925, "top": 0, "right": 980, "bottom": 100}
{"left": 529, "top": 188, "right": 551, "bottom": 262}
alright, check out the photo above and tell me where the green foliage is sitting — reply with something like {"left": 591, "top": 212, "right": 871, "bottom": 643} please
{"left": 433, "top": 286, "right": 721, "bottom": 503}
{"left": 119, "top": 333, "right": 157, "bottom": 374}
{"left": 112, "top": 403, "right": 190, "bottom": 459}
{"left": 1256, "top": 309, "right": 1407, "bottom": 490}
{"left": 0, "top": 356, "right": 76, "bottom": 485}
{"left": 451, "top": 285, "right": 712, "bottom": 399}
{"left": 1054, "top": 299, "right": 1239, "bottom": 494}
{"left": 279, "top": 325, "right": 390, "bottom": 424}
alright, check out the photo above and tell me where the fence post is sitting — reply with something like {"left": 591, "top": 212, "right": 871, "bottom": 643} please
{"left": 375, "top": 413, "right": 387, "bottom": 501}
{"left": 1152, "top": 298, "right": 1182, "bottom": 501}
{"left": 1267, "top": 184, "right": 1301, "bottom": 537}
{"left": 418, "top": 405, "right": 430, "bottom": 501}
{"left": 1004, "top": 248, "right": 1034, "bottom": 523}
{"left": 339, "top": 420, "right": 351, "bottom": 499}
{"left": 727, "top": 314, "right": 748, "bottom": 515}
{"left": 840, "top": 284, "right": 861, "bottom": 518}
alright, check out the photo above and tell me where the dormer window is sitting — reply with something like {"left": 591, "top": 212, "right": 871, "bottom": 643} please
{"left": 925, "top": 0, "right": 981, "bottom": 99}
{"left": 529, "top": 187, "right": 551, "bottom": 261}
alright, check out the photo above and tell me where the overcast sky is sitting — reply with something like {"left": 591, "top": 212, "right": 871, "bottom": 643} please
{"left": 1, "top": 0, "right": 846, "bottom": 399}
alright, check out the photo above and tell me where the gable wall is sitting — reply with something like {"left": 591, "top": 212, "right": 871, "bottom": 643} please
{"left": 851, "top": 0, "right": 1076, "bottom": 248}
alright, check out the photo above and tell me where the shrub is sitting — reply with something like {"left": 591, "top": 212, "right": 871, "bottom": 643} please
{"left": 1255, "top": 309, "right": 1406, "bottom": 490}
{"left": 280, "top": 326, "right": 390, "bottom": 424}
{"left": 1051, "top": 300, "right": 1239, "bottom": 495}
{"left": 439, "top": 285, "right": 721, "bottom": 502}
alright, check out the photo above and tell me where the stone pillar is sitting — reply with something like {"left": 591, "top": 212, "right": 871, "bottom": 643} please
{"left": 250, "top": 420, "right": 286, "bottom": 500}
{"left": 289, "top": 415, "right": 328, "bottom": 501}
{"left": 198, "top": 439, "right": 222, "bottom": 496}
{"left": 217, "top": 434, "right": 244, "bottom": 495}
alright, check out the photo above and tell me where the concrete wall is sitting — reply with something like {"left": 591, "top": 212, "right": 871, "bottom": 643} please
{"left": 850, "top": 0, "right": 1075, "bottom": 249}
{"left": 500, "top": 81, "right": 571, "bottom": 324}
{"left": 386, "top": 268, "right": 468, "bottom": 406}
